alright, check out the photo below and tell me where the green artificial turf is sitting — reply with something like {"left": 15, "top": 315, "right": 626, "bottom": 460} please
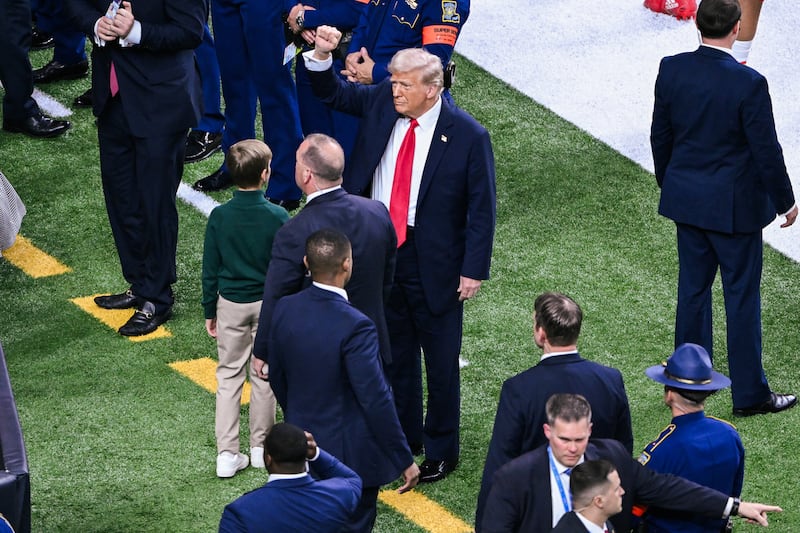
{"left": 1, "top": 49, "right": 799, "bottom": 531}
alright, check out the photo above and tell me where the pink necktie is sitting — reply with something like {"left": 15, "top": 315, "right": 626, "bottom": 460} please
{"left": 110, "top": 61, "right": 119, "bottom": 97}
{"left": 389, "top": 119, "right": 418, "bottom": 247}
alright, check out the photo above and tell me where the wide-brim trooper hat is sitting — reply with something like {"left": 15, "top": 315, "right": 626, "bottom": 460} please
{"left": 645, "top": 343, "right": 731, "bottom": 391}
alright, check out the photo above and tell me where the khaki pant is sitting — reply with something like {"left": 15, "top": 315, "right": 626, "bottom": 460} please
{"left": 215, "top": 296, "right": 275, "bottom": 454}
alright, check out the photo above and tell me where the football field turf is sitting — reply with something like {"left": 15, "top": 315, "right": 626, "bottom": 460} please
{"left": 2, "top": 49, "right": 799, "bottom": 531}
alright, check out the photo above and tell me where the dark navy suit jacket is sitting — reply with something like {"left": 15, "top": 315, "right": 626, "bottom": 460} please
{"left": 651, "top": 46, "right": 794, "bottom": 233}
{"left": 481, "top": 439, "right": 729, "bottom": 533}
{"left": 218, "top": 449, "right": 361, "bottom": 533}
{"left": 267, "top": 286, "right": 413, "bottom": 488}
{"left": 476, "top": 353, "right": 632, "bottom": 529}
{"left": 253, "top": 188, "right": 396, "bottom": 364}
{"left": 309, "top": 66, "right": 496, "bottom": 314}
{"left": 551, "top": 511, "right": 614, "bottom": 533}
{"left": 67, "top": 0, "right": 204, "bottom": 137}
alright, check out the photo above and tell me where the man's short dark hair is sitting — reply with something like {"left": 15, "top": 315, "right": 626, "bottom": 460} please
{"left": 696, "top": 0, "right": 741, "bottom": 39}
{"left": 534, "top": 292, "right": 582, "bottom": 346}
{"left": 306, "top": 229, "right": 351, "bottom": 277}
{"left": 546, "top": 393, "right": 592, "bottom": 426}
{"left": 226, "top": 139, "right": 272, "bottom": 188}
{"left": 265, "top": 423, "right": 307, "bottom": 465}
{"left": 300, "top": 133, "right": 344, "bottom": 183}
{"left": 570, "top": 459, "right": 616, "bottom": 507}
{"left": 666, "top": 385, "right": 714, "bottom": 405}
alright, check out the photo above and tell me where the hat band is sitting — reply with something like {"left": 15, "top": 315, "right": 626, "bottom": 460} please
{"left": 664, "top": 369, "right": 711, "bottom": 385}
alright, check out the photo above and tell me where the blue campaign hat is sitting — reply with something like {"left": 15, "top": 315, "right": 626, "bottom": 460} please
{"left": 645, "top": 343, "right": 731, "bottom": 391}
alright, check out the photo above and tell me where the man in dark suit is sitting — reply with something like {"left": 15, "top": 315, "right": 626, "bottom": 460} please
{"left": 219, "top": 423, "right": 361, "bottom": 533}
{"left": 267, "top": 229, "right": 419, "bottom": 532}
{"left": 651, "top": 0, "right": 798, "bottom": 416}
{"left": 67, "top": 0, "right": 204, "bottom": 336}
{"left": 475, "top": 292, "right": 632, "bottom": 529}
{"left": 551, "top": 460, "right": 622, "bottom": 533}
{"left": 252, "top": 133, "right": 396, "bottom": 374}
{"left": 304, "top": 26, "right": 496, "bottom": 482}
{"left": 0, "top": 0, "right": 71, "bottom": 137}
{"left": 481, "top": 394, "right": 781, "bottom": 533}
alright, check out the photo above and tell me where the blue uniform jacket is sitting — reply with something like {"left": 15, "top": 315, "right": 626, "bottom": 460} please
{"left": 637, "top": 411, "right": 744, "bottom": 533}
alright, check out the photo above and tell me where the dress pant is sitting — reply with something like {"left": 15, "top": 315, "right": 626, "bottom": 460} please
{"left": 31, "top": 0, "right": 86, "bottom": 65}
{"left": 211, "top": 0, "right": 303, "bottom": 201}
{"left": 386, "top": 229, "right": 462, "bottom": 462}
{"left": 97, "top": 96, "right": 184, "bottom": 313}
{"left": 675, "top": 222, "right": 770, "bottom": 408}
{"left": 194, "top": 23, "right": 224, "bottom": 134}
{"left": 215, "top": 296, "right": 276, "bottom": 453}
{"left": 0, "top": 0, "right": 38, "bottom": 121}
{"left": 343, "top": 486, "right": 378, "bottom": 533}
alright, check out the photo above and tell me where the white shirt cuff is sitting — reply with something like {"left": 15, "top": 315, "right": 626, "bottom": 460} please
{"left": 303, "top": 49, "right": 333, "bottom": 71}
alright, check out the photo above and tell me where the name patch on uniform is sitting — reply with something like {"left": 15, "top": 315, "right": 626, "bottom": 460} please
{"left": 422, "top": 25, "right": 459, "bottom": 46}
{"left": 442, "top": 0, "right": 460, "bottom": 23}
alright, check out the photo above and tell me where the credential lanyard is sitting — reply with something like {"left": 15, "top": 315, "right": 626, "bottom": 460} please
{"left": 548, "top": 446, "right": 571, "bottom": 513}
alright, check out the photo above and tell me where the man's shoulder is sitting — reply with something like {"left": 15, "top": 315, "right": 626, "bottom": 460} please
{"left": 495, "top": 445, "right": 547, "bottom": 477}
{"left": 442, "top": 98, "right": 488, "bottom": 134}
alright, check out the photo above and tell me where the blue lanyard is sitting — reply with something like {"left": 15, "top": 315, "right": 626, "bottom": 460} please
{"left": 548, "top": 446, "right": 571, "bottom": 513}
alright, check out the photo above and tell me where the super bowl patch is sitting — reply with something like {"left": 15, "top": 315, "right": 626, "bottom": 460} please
{"left": 442, "top": 0, "right": 459, "bottom": 23}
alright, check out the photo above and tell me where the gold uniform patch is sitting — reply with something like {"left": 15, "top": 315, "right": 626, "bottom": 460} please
{"left": 442, "top": 0, "right": 459, "bottom": 23}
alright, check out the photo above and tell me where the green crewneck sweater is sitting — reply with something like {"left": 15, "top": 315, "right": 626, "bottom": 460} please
{"left": 201, "top": 190, "right": 290, "bottom": 319}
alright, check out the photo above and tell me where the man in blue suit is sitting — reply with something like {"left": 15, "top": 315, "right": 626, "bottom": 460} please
{"left": 304, "top": 27, "right": 496, "bottom": 482}
{"left": 651, "top": 0, "right": 798, "bottom": 416}
{"left": 252, "top": 133, "right": 396, "bottom": 372}
{"left": 219, "top": 423, "right": 361, "bottom": 533}
{"left": 67, "top": 0, "right": 204, "bottom": 336}
{"left": 267, "top": 229, "right": 419, "bottom": 532}
{"left": 475, "top": 292, "right": 632, "bottom": 530}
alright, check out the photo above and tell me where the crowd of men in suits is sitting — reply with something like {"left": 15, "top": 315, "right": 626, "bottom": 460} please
{"left": 2, "top": 0, "right": 798, "bottom": 530}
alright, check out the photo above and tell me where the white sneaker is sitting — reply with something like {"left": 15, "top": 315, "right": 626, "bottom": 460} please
{"left": 250, "top": 446, "right": 265, "bottom": 469}
{"left": 216, "top": 451, "right": 249, "bottom": 478}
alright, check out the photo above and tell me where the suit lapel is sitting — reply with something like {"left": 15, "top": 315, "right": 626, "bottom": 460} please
{"left": 417, "top": 99, "right": 455, "bottom": 204}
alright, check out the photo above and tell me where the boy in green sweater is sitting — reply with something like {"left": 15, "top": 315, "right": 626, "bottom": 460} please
{"left": 202, "top": 139, "right": 290, "bottom": 478}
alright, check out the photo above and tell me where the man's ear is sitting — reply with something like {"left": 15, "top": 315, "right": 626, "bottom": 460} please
{"left": 543, "top": 423, "right": 552, "bottom": 440}
{"left": 303, "top": 255, "right": 309, "bottom": 270}
{"left": 342, "top": 255, "right": 352, "bottom": 273}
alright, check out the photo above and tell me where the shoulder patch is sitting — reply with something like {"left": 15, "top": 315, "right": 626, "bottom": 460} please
{"left": 441, "top": 0, "right": 460, "bottom": 23}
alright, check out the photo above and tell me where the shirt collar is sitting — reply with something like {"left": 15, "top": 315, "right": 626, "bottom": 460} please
{"left": 306, "top": 184, "right": 342, "bottom": 203}
{"left": 312, "top": 281, "right": 349, "bottom": 301}
{"left": 700, "top": 43, "right": 736, "bottom": 59}
{"left": 267, "top": 472, "right": 309, "bottom": 483}
{"left": 540, "top": 349, "right": 579, "bottom": 362}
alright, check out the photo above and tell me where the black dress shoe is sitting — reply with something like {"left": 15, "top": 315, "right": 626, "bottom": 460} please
{"left": 184, "top": 130, "right": 223, "bottom": 163}
{"left": 31, "top": 27, "right": 54, "bottom": 50}
{"left": 33, "top": 59, "right": 89, "bottom": 84}
{"left": 73, "top": 88, "right": 93, "bottom": 108}
{"left": 3, "top": 112, "right": 70, "bottom": 138}
{"left": 733, "top": 392, "right": 798, "bottom": 417}
{"left": 94, "top": 289, "right": 139, "bottom": 310}
{"left": 418, "top": 459, "right": 457, "bottom": 483}
{"left": 267, "top": 197, "right": 301, "bottom": 212}
{"left": 193, "top": 168, "right": 232, "bottom": 192}
{"left": 119, "top": 301, "right": 172, "bottom": 337}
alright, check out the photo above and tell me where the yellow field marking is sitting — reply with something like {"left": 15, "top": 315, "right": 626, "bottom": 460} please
{"left": 379, "top": 489, "right": 472, "bottom": 533}
{"left": 70, "top": 295, "right": 172, "bottom": 342}
{"left": 3, "top": 235, "right": 71, "bottom": 278}
{"left": 169, "top": 357, "right": 251, "bottom": 405}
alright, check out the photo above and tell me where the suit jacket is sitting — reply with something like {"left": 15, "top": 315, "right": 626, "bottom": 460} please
{"left": 476, "top": 353, "right": 632, "bottom": 529}
{"left": 651, "top": 46, "right": 794, "bottom": 234}
{"left": 66, "top": 0, "right": 204, "bottom": 136}
{"left": 267, "top": 286, "right": 413, "bottom": 488}
{"left": 481, "top": 439, "right": 729, "bottom": 533}
{"left": 253, "top": 188, "right": 396, "bottom": 364}
{"left": 218, "top": 449, "right": 361, "bottom": 533}
{"left": 309, "top": 66, "right": 496, "bottom": 315}
{"left": 551, "top": 511, "right": 613, "bottom": 533}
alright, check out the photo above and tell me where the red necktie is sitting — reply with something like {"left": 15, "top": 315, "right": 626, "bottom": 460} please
{"left": 110, "top": 61, "right": 119, "bottom": 97}
{"left": 389, "top": 118, "right": 418, "bottom": 247}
